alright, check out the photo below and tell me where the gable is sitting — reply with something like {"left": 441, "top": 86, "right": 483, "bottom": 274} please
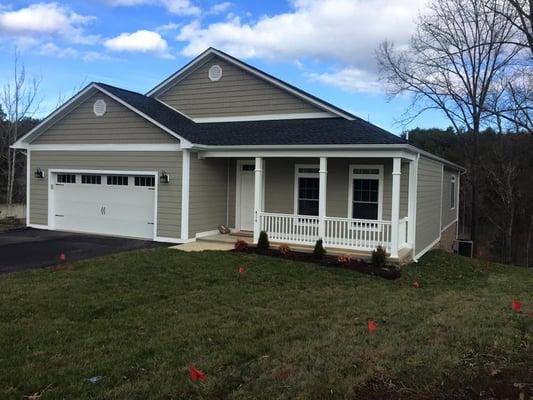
{"left": 156, "top": 55, "right": 328, "bottom": 120}
{"left": 32, "top": 92, "right": 179, "bottom": 145}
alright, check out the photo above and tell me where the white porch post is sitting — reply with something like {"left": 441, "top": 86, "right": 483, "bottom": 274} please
{"left": 407, "top": 158, "right": 417, "bottom": 247}
{"left": 318, "top": 157, "right": 327, "bottom": 239}
{"left": 253, "top": 157, "right": 263, "bottom": 243}
{"left": 390, "top": 157, "right": 402, "bottom": 258}
{"left": 180, "top": 149, "right": 190, "bottom": 242}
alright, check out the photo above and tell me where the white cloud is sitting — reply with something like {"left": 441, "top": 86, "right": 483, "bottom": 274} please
{"left": 156, "top": 22, "right": 180, "bottom": 32}
{"left": 104, "top": 30, "right": 171, "bottom": 57}
{"left": 38, "top": 42, "right": 79, "bottom": 58}
{"left": 209, "top": 2, "right": 232, "bottom": 15}
{"left": 105, "top": 0, "right": 200, "bottom": 16}
{"left": 0, "top": 3, "right": 97, "bottom": 44}
{"left": 176, "top": 0, "right": 427, "bottom": 92}
{"left": 308, "top": 68, "right": 382, "bottom": 93}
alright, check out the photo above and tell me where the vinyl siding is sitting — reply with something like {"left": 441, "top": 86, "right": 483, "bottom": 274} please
{"left": 441, "top": 167, "right": 458, "bottom": 229}
{"left": 32, "top": 93, "right": 178, "bottom": 144}
{"left": 415, "top": 156, "right": 443, "bottom": 256}
{"left": 188, "top": 154, "right": 229, "bottom": 238}
{"left": 157, "top": 55, "right": 324, "bottom": 118}
{"left": 29, "top": 151, "right": 182, "bottom": 239}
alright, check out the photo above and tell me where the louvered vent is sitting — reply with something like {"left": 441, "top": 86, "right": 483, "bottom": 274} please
{"left": 208, "top": 64, "right": 223, "bottom": 81}
{"left": 93, "top": 99, "right": 107, "bottom": 116}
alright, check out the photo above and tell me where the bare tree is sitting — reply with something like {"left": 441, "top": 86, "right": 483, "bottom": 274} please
{"left": 376, "top": 0, "right": 521, "bottom": 254}
{"left": 0, "top": 51, "right": 40, "bottom": 209}
{"left": 489, "top": 0, "right": 533, "bottom": 54}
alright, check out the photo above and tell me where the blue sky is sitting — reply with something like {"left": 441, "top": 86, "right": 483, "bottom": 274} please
{"left": 0, "top": 0, "right": 449, "bottom": 134}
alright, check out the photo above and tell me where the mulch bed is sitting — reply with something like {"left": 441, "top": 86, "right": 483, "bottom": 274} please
{"left": 235, "top": 247, "right": 401, "bottom": 280}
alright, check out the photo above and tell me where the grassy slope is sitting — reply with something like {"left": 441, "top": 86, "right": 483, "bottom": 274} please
{"left": 0, "top": 249, "right": 531, "bottom": 399}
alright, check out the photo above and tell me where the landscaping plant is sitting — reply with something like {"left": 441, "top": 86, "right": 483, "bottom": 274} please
{"left": 234, "top": 240, "right": 248, "bottom": 251}
{"left": 371, "top": 245, "right": 387, "bottom": 268}
{"left": 313, "top": 239, "right": 326, "bottom": 259}
{"left": 257, "top": 231, "right": 270, "bottom": 252}
{"left": 279, "top": 244, "right": 290, "bottom": 256}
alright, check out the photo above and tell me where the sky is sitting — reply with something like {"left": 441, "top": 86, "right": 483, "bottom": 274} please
{"left": 0, "top": 0, "right": 450, "bottom": 134}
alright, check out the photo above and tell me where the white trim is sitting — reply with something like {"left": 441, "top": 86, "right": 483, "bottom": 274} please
{"left": 456, "top": 173, "right": 461, "bottom": 238}
{"left": 439, "top": 165, "right": 444, "bottom": 231}
{"left": 293, "top": 163, "right": 320, "bottom": 215}
{"left": 193, "top": 112, "right": 335, "bottom": 123}
{"left": 450, "top": 174, "right": 457, "bottom": 210}
{"left": 235, "top": 159, "right": 254, "bottom": 231}
{"left": 390, "top": 158, "right": 402, "bottom": 258}
{"left": 29, "top": 223, "right": 49, "bottom": 230}
{"left": 26, "top": 149, "right": 31, "bottom": 226}
{"left": 253, "top": 157, "right": 263, "bottom": 242}
{"left": 47, "top": 168, "right": 158, "bottom": 239}
{"left": 408, "top": 156, "right": 419, "bottom": 248}
{"left": 441, "top": 219, "right": 458, "bottom": 233}
{"left": 146, "top": 48, "right": 354, "bottom": 120}
{"left": 195, "top": 229, "right": 220, "bottom": 238}
{"left": 347, "top": 164, "right": 384, "bottom": 221}
{"left": 23, "top": 144, "right": 182, "bottom": 151}
{"left": 155, "top": 236, "right": 185, "bottom": 244}
{"left": 414, "top": 236, "right": 441, "bottom": 261}
{"left": 318, "top": 157, "right": 327, "bottom": 239}
{"left": 199, "top": 149, "right": 417, "bottom": 161}
{"left": 181, "top": 150, "right": 190, "bottom": 241}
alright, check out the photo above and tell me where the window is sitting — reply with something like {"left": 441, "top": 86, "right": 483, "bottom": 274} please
{"left": 134, "top": 176, "right": 155, "bottom": 187}
{"left": 450, "top": 175, "right": 456, "bottom": 209}
{"left": 57, "top": 174, "right": 76, "bottom": 184}
{"left": 81, "top": 175, "right": 101, "bottom": 185}
{"left": 295, "top": 165, "right": 319, "bottom": 216}
{"left": 107, "top": 175, "right": 128, "bottom": 186}
{"left": 242, "top": 164, "right": 254, "bottom": 171}
{"left": 349, "top": 165, "right": 383, "bottom": 220}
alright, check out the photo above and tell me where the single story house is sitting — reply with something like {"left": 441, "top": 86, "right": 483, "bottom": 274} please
{"left": 12, "top": 48, "right": 463, "bottom": 262}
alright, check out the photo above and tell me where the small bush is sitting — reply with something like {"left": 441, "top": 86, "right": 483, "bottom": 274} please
{"left": 279, "top": 244, "right": 290, "bottom": 256}
{"left": 257, "top": 231, "right": 270, "bottom": 252}
{"left": 371, "top": 245, "right": 388, "bottom": 268}
{"left": 337, "top": 254, "right": 352, "bottom": 265}
{"left": 313, "top": 239, "right": 326, "bottom": 259}
{"left": 234, "top": 240, "right": 248, "bottom": 251}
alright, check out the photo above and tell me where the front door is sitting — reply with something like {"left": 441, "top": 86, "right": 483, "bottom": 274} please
{"left": 238, "top": 163, "right": 255, "bottom": 231}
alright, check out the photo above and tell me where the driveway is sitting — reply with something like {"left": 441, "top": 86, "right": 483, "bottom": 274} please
{"left": 0, "top": 228, "right": 162, "bottom": 274}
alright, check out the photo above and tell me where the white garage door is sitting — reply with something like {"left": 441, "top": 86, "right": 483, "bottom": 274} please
{"left": 52, "top": 172, "right": 156, "bottom": 239}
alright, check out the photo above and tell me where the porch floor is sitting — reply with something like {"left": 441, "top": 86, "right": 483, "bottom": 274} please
{"left": 197, "top": 233, "right": 413, "bottom": 263}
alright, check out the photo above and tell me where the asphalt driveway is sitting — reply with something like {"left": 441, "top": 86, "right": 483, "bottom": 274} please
{"left": 0, "top": 228, "right": 161, "bottom": 274}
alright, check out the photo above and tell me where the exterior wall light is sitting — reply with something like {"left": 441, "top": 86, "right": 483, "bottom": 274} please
{"left": 159, "top": 171, "right": 170, "bottom": 184}
{"left": 34, "top": 168, "right": 44, "bottom": 179}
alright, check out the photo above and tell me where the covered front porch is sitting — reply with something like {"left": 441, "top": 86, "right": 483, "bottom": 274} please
{"left": 198, "top": 150, "right": 417, "bottom": 260}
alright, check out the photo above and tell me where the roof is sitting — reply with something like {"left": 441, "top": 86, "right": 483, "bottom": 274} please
{"left": 146, "top": 47, "right": 356, "bottom": 120}
{"left": 98, "top": 82, "right": 408, "bottom": 146}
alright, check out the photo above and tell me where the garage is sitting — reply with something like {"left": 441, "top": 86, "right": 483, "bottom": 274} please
{"left": 50, "top": 171, "right": 156, "bottom": 239}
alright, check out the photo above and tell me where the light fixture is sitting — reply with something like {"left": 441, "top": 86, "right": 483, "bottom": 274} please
{"left": 159, "top": 171, "right": 170, "bottom": 184}
{"left": 34, "top": 168, "right": 44, "bottom": 179}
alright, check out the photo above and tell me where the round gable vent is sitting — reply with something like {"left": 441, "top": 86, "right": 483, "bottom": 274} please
{"left": 93, "top": 99, "right": 107, "bottom": 116}
{"left": 208, "top": 64, "right": 223, "bottom": 81}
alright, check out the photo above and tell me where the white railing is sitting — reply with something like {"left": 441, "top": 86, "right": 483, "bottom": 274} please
{"left": 324, "top": 217, "right": 392, "bottom": 252}
{"left": 259, "top": 212, "right": 319, "bottom": 244}
{"left": 399, "top": 217, "right": 408, "bottom": 248}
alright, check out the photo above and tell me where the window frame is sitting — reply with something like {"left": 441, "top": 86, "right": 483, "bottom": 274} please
{"left": 81, "top": 174, "right": 102, "bottom": 185}
{"left": 450, "top": 175, "right": 456, "bottom": 210}
{"left": 57, "top": 174, "right": 76, "bottom": 184}
{"left": 347, "top": 164, "right": 384, "bottom": 221}
{"left": 293, "top": 164, "right": 320, "bottom": 216}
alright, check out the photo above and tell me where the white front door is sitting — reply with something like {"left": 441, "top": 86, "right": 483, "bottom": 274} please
{"left": 238, "top": 163, "right": 255, "bottom": 231}
{"left": 52, "top": 172, "right": 156, "bottom": 239}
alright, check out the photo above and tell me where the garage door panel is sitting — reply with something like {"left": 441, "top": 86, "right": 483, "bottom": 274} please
{"left": 52, "top": 172, "right": 156, "bottom": 239}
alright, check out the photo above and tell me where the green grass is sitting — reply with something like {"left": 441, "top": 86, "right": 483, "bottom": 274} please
{"left": 0, "top": 249, "right": 531, "bottom": 399}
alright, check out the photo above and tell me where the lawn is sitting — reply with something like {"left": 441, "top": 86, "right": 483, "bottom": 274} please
{"left": 0, "top": 249, "right": 531, "bottom": 399}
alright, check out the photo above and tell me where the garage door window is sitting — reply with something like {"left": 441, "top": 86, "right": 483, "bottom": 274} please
{"left": 57, "top": 174, "right": 76, "bottom": 184}
{"left": 81, "top": 175, "right": 101, "bottom": 185}
{"left": 135, "top": 176, "right": 155, "bottom": 187}
{"left": 107, "top": 175, "right": 128, "bottom": 186}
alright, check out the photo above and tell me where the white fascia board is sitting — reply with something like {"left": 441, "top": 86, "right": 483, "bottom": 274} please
{"left": 25, "top": 144, "right": 182, "bottom": 151}
{"left": 146, "top": 48, "right": 354, "bottom": 120}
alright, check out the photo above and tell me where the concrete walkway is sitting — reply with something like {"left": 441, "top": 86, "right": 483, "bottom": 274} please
{"left": 171, "top": 241, "right": 235, "bottom": 252}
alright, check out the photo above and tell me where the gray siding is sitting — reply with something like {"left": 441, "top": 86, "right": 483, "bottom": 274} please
{"left": 157, "top": 55, "right": 323, "bottom": 118}
{"left": 415, "top": 156, "right": 443, "bottom": 256}
{"left": 32, "top": 93, "right": 178, "bottom": 144}
{"left": 441, "top": 167, "right": 458, "bottom": 229}
{"left": 188, "top": 154, "right": 229, "bottom": 238}
{"left": 29, "top": 151, "right": 182, "bottom": 239}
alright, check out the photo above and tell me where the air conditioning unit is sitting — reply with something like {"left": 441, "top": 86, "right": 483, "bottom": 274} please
{"left": 455, "top": 239, "right": 473, "bottom": 258}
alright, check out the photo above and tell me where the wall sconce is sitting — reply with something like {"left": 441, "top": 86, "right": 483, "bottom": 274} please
{"left": 34, "top": 168, "right": 44, "bottom": 179}
{"left": 159, "top": 171, "right": 170, "bottom": 184}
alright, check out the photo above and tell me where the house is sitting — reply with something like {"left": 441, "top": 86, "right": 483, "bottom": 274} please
{"left": 12, "top": 48, "right": 463, "bottom": 262}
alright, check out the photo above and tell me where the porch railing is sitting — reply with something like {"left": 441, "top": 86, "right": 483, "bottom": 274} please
{"left": 259, "top": 212, "right": 405, "bottom": 253}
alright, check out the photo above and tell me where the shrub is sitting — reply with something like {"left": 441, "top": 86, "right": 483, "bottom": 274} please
{"left": 257, "top": 231, "right": 270, "bottom": 252}
{"left": 337, "top": 254, "right": 352, "bottom": 265}
{"left": 234, "top": 240, "right": 248, "bottom": 251}
{"left": 279, "top": 244, "right": 290, "bottom": 256}
{"left": 313, "top": 239, "right": 326, "bottom": 259}
{"left": 371, "top": 245, "right": 388, "bottom": 268}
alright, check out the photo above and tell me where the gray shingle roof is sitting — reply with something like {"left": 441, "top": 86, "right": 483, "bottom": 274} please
{"left": 97, "top": 82, "right": 408, "bottom": 146}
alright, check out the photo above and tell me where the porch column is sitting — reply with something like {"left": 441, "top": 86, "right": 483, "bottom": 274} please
{"left": 318, "top": 157, "right": 327, "bottom": 239}
{"left": 390, "top": 157, "right": 402, "bottom": 258}
{"left": 253, "top": 157, "right": 263, "bottom": 243}
{"left": 407, "top": 157, "right": 418, "bottom": 247}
